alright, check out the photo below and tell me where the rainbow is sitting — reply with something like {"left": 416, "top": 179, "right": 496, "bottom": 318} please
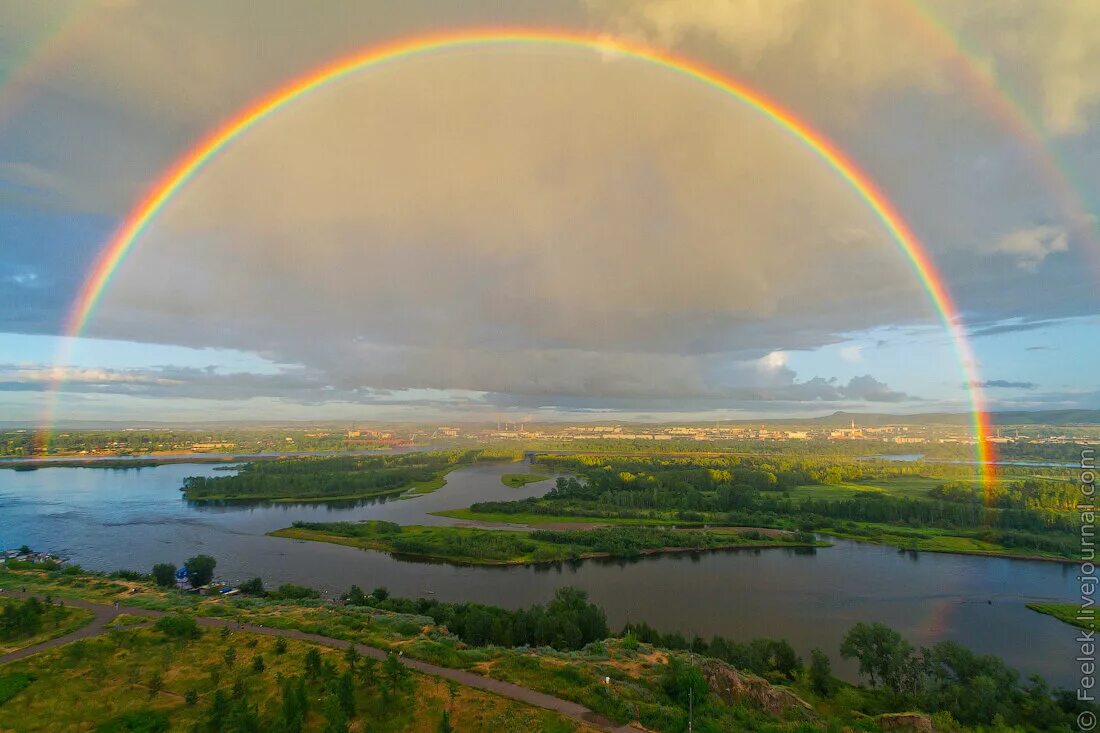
{"left": 887, "top": 0, "right": 1099, "bottom": 266}
{"left": 47, "top": 28, "right": 996, "bottom": 483}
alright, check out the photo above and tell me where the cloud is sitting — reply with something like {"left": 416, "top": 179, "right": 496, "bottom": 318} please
{"left": 583, "top": 0, "right": 1100, "bottom": 135}
{"left": 982, "top": 225, "right": 1069, "bottom": 271}
{"left": 975, "top": 379, "right": 1037, "bottom": 390}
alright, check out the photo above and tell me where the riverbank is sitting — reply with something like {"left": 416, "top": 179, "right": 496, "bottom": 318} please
{"left": 1027, "top": 603, "right": 1094, "bottom": 629}
{"left": 268, "top": 522, "right": 823, "bottom": 566}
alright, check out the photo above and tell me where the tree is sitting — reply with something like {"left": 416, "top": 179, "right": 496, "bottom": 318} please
{"left": 184, "top": 554, "right": 217, "bottom": 587}
{"left": 223, "top": 646, "right": 237, "bottom": 668}
{"left": 252, "top": 655, "right": 265, "bottom": 673}
{"left": 840, "top": 622, "right": 915, "bottom": 693}
{"left": 322, "top": 693, "right": 349, "bottom": 733}
{"left": 344, "top": 642, "right": 359, "bottom": 671}
{"left": 147, "top": 672, "right": 163, "bottom": 699}
{"left": 334, "top": 669, "right": 356, "bottom": 718}
{"left": 277, "top": 676, "right": 308, "bottom": 733}
{"left": 662, "top": 656, "right": 707, "bottom": 709}
{"left": 809, "top": 649, "right": 834, "bottom": 697}
{"left": 184, "top": 688, "right": 199, "bottom": 706}
{"left": 238, "top": 577, "right": 265, "bottom": 596}
{"left": 372, "top": 587, "right": 390, "bottom": 602}
{"left": 274, "top": 637, "right": 288, "bottom": 655}
{"left": 304, "top": 648, "right": 324, "bottom": 679}
{"left": 151, "top": 563, "right": 177, "bottom": 588}
{"left": 437, "top": 711, "right": 455, "bottom": 732}
{"left": 383, "top": 652, "right": 409, "bottom": 698}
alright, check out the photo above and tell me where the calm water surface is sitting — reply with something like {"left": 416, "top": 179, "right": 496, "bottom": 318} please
{"left": 0, "top": 461, "right": 1074, "bottom": 684}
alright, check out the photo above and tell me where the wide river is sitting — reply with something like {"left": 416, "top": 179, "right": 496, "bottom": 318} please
{"left": 0, "top": 461, "right": 1073, "bottom": 684}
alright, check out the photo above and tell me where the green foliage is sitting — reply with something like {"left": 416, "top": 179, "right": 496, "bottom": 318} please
{"left": 661, "top": 656, "right": 708, "bottom": 709}
{"left": 181, "top": 450, "right": 494, "bottom": 501}
{"left": 184, "top": 554, "right": 217, "bottom": 587}
{"left": 840, "top": 622, "right": 918, "bottom": 693}
{"left": 153, "top": 614, "right": 199, "bottom": 639}
{"left": 809, "top": 649, "right": 834, "bottom": 697}
{"left": 150, "top": 563, "right": 176, "bottom": 588}
{"left": 268, "top": 583, "right": 320, "bottom": 600}
{"left": 238, "top": 577, "right": 265, "bottom": 596}
{"left": 93, "top": 709, "right": 169, "bottom": 733}
{"left": 0, "top": 596, "right": 44, "bottom": 640}
{"left": 0, "top": 671, "right": 34, "bottom": 705}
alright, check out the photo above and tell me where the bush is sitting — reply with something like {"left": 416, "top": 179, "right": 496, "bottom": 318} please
{"left": 93, "top": 709, "right": 169, "bottom": 733}
{"left": 153, "top": 615, "right": 199, "bottom": 639}
{"left": 238, "top": 577, "right": 265, "bottom": 596}
{"left": 151, "top": 563, "right": 176, "bottom": 588}
{"left": 0, "top": 672, "right": 34, "bottom": 705}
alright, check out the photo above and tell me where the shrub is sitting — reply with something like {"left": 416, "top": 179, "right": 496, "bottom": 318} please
{"left": 154, "top": 615, "right": 199, "bottom": 639}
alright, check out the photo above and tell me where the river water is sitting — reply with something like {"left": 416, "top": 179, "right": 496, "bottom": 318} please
{"left": 0, "top": 461, "right": 1074, "bottom": 684}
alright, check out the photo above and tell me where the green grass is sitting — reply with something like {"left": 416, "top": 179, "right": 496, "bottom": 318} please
{"left": 0, "top": 622, "right": 590, "bottom": 732}
{"left": 819, "top": 522, "right": 1073, "bottom": 562}
{"left": 0, "top": 672, "right": 34, "bottom": 705}
{"left": 0, "top": 597, "right": 96, "bottom": 655}
{"left": 1027, "top": 603, "right": 1095, "bottom": 630}
{"left": 786, "top": 475, "right": 988, "bottom": 501}
{"left": 501, "top": 473, "right": 551, "bottom": 488}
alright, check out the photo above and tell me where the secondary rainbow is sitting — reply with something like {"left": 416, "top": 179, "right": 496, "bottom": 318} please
{"left": 51, "top": 28, "right": 997, "bottom": 481}
{"left": 887, "top": 0, "right": 1099, "bottom": 268}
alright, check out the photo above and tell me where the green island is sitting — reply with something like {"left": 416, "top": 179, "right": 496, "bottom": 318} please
{"left": 1027, "top": 603, "right": 1094, "bottom": 630}
{"left": 502, "top": 472, "right": 551, "bottom": 488}
{"left": 180, "top": 449, "right": 519, "bottom": 502}
{"left": 269, "top": 520, "right": 821, "bottom": 565}
{"left": 0, "top": 560, "right": 1091, "bottom": 733}
{"left": 428, "top": 453, "right": 1078, "bottom": 563}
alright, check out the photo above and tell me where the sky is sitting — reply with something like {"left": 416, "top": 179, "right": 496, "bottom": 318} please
{"left": 0, "top": 0, "right": 1098, "bottom": 424}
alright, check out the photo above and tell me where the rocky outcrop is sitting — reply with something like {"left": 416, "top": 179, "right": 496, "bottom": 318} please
{"left": 699, "top": 658, "right": 815, "bottom": 719}
{"left": 878, "top": 712, "right": 934, "bottom": 732}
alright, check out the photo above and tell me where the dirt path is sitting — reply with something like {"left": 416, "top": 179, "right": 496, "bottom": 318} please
{"left": 0, "top": 591, "right": 643, "bottom": 733}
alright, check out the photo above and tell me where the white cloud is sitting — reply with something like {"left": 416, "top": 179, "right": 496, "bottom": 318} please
{"left": 983, "top": 225, "right": 1069, "bottom": 271}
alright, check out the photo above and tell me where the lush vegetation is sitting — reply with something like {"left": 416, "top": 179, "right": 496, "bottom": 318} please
{"left": 502, "top": 473, "right": 551, "bottom": 488}
{"left": 0, "top": 562, "right": 1092, "bottom": 733}
{"left": 0, "top": 609, "right": 583, "bottom": 733}
{"left": 349, "top": 585, "right": 610, "bottom": 651}
{"left": 181, "top": 449, "right": 513, "bottom": 501}
{"left": 453, "top": 455, "right": 1079, "bottom": 560}
{"left": 1027, "top": 602, "right": 1093, "bottom": 630}
{"left": 0, "top": 596, "right": 94, "bottom": 654}
{"left": 272, "top": 520, "right": 816, "bottom": 565}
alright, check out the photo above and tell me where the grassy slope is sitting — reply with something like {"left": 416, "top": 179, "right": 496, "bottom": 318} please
{"left": 0, "top": 624, "right": 593, "bottom": 733}
{"left": 0, "top": 597, "right": 95, "bottom": 655}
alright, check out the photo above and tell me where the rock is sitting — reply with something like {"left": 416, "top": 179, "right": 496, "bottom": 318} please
{"left": 699, "top": 658, "right": 815, "bottom": 719}
{"left": 878, "top": 712, "right": 934, "bottom": 732}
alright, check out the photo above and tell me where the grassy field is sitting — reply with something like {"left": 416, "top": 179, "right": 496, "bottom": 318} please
{"left": 0, "top": 596, "right": 96, "bottom": 655}
{"left": 502, "top": 473, "right": 551, "bottom": 488}
{"left": 1027, "top": 603, "right": 1094, "bottom": 630}
{"left": 819, "top": 522, "right": 1073, "bottom": 562}
{"left": 0, "top": 623, "right": 593, "bottom": 733}
{"left": 786, "top": 475, "right": 987, "bottom": 501}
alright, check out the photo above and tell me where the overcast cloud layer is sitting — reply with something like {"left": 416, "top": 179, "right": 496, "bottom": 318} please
{"left": 1, "top": 0, "right": 1098, "bottom": 420}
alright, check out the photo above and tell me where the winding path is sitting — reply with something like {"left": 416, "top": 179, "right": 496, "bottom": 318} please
{"left": 0, "top": 590, "right": 643, "bottom": 733}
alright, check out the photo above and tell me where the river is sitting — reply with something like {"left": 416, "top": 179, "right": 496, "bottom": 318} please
{"left": 0, "top": 460, "right": 1074, "bottom": 685}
